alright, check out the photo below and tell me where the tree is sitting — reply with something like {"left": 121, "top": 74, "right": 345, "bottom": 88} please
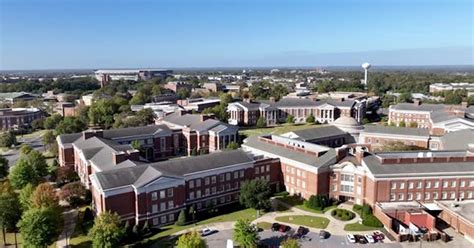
{"left": 0, "top": 154, "right": 7, "bottom": 179}
{"left": 176, "top": 230, "right": 207, "bottom": 248}
{"left": 31, "top": 118, "right": 45, "bottom": 130}
{"left": 398, "top": 93, "right": 412, "bottom": 103}
{"left": 0, "top": 181, "right": 22, "bottom": 245}
{"left": 56, "top": 166, "right": 78, "bottom": 185}
{"left": 31, "top": 183, "right": 60, "bottom": 211}
{"left": 26, "top": 150, "right": 49, "bottom": 178}
{"left": 89, "top": 211, "right": 124, "bottom": 248}
{"left": 18, "top": 207, "right": 61, "bottom": 248}
{"left": 256, "top": 116, "right": 266, "bottom": 128}
{"left": 19, "top": 144, "right": 33, "bottom": 155}
{"left": 55, "top": 116, "right": 87, "bottom": 135}
{"left": 9, "top": 158, "right": 40, "bottom": 189}
{"left": 19, "top": 183, "right": 35, "bottom": 211}
{"left": 175, "top": 209, "right": 187, "bottom": 226}
{"left": 88, "top": 99, "right": 120, "bottom": 129}
{"left": 239, "top": 179, "right": 272, "bottom": 217}
{"left": 286, "top": 115, "right": 295, "bottom": 124}
{"left": 281, "top": 238, "right": 301, "bottom": 248}
{"left": 176, "top": 88, "right": 191, "bottom": 99}
{"left": 59, "top": 182, "right": 86, "bottom": 206}
{"left": 42, "top": 130, "right": 56, "bottom": 151}
{"left": 226, "top": 141, "right": 240, "bottom": 150}
{"left": 444, "top": 90, "right": 465, "bottom": 104}
{"left": 398, "top": 121, "right": 406, "bottom": 127}
{"left": 43, "top": 114, "right": 62, "bottom": 129}
{"left": 233, "top": 219, "right": 259, "bottom": 248}
{"left": 0, "top": 131, "right": 16, "bottom": 147}
{"left": 306, "top": 113, "right": 315, "bottom": 123}
{"left": 409, "top": 122, "right": 418, "bottom": 128}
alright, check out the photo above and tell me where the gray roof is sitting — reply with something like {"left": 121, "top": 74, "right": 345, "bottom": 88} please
{"left": 390, "top": 103, "right": 445, "bottom": 112}
{"left": 440, "top": 129, "right": 474, "bottom": 150}
{"left": 289, "top": 126, "right": 348, "bottom": 141}
{"left": 430, "top": 111, "right": 459, "bottom": 123}
{"left": 273, "top": 98, "right": 320, "bottom": 108}
{"left": 57, "top": 133, "right": 82, "bottom": 144}
{"left": 103, "top": 125, "right": 170, "bottom": 139}
{"left": 363, "top": 125, "right": 430, "bottom": 137}
{"left": 94, "top": 150, "right": 254, "bottom": 190}
{"left": 243, "top": 136, "right": 337, "bottom": 168}
{"left": 363, "top": 153, "right": 474, "bottom": 178}
{"left": 163, "top": 113, "right": 236, "bottom": 133}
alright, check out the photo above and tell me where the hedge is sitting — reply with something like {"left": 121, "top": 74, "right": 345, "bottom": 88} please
{"left": 331, "top": 209, "right": 355, "bottom": 221}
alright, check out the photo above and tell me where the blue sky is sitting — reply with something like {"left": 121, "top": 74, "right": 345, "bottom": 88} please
{"left": 0, "top": 0, "right": 472, "bottom": 69}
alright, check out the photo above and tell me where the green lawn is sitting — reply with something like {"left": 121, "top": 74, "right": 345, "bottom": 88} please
{"left": 256, "top": 222, "right": 273, "bottom": 230}
{"left": 344, "top": 223, "right": 381, "bottom": 231}
{"left": 70, "top": 207, "right": 259, "bottom": 248}
{"left": 276, "top": 195, "right": 336, "bottom": 214}
{"left": 240, "top": 123, "right": 321, "bottom": 137}
{"left": 17, "top": 129, "right": 50, "bottom": 139}
{"left": 275, "top": 215, "right": 330, "bottom": 229}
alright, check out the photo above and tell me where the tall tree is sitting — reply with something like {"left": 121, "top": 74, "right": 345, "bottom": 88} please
{"left": 233, "top": 219, "right": 259, "bottom": 248}
{"left": 89, "top": 211, "right": 124, "bottom": 248}
{"left": 31, "top": 183, "right": 60, "bottom": 211}
{"left": 18, "top": 207, "right": 61, "bottom": 248}
{"left": 0, "top": 181, "right": 22, "bottom": 245}
{"left": 43, "top": 114, "right": 63, "bottom": 129}
{"left": 239, "top": 179, "right": 272, "bottom": 216}
{"left": 19, "top": 183, "right": 35, "bottom": 211}
{"left": 42, "top": 130, "right": 56, "bottom": 151}
{"left": 0, "top": 154, "right": 8, "bottom": 179}
{"left": 9, "top": 158, "right": 39, "bottom": 189}
{"left": 26, "top": 150, "right": 49, "bottom": 178}
{"left": 0, "top": 131, "right": 16, "bottom": 147}
{"left": 176, "top": 230, "right": 207, "bottom": 248}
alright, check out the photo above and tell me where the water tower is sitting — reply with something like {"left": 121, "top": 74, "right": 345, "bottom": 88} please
{"left": 362, "top": 62, "right": 371, "bottom": 85}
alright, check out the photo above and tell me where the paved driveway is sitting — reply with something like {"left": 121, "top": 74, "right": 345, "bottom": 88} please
{"left": 203, "top": 229, "right": 402, "bottom": 248}
{"left": 2, "top": 134, "right": 45, "bottom": 168}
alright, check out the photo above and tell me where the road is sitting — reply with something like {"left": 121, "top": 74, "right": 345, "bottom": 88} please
{"left": 2, "top": 134, "right": 45, "bottom": 168}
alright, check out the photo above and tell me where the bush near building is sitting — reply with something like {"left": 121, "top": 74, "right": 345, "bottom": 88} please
{"left": 331, "top": 209, "right": 355, "bottom": 221}
{"left": 352, "top": 204, "right": 383, "bottom": 227}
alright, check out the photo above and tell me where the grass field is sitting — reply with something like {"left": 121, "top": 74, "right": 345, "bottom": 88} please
{"left": 275, "top": 215, "right": 330, "bottom": 229}
{"left": 239, "top": 123, "right": 320, "bottom": 137}
{"left": 256, "top": 222, "right": 273, "bottom": 230}
{"left": 276, "top": 195, "right": 336, "bottom": 214}
{"left": 344, "top": 223, "right": 381, "bottom": 231}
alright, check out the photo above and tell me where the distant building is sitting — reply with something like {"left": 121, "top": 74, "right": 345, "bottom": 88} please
{"left": 131, "top": 102, "right": 183, "bottom": 119}
{"left": 163, "top": 81, "right": 192, "bottom": 93}
{"left": 152, "top": 93, "right": 177, "bottom": 103}
{"left": 0, "top": 92, "right": 37, "bottom": 104}
{"left": 178, "top": 98, "right": 221, "bottom": 112}
{"left": 429, "top": 83, "right": 474, "bottom": 93}
{"left": 202, "top": 82, "right": 223, "bottom": 92}
{"left": 94, "top": 69, "right": 173, "bottom": 86}
{"left": 81, "top": 94, "right": 94, "bottom": 106}
{"left": 0, "top": 107, "right": 44, "bottom": 130}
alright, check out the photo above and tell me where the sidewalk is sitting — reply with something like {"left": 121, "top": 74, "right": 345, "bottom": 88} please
{"left": 57, "top": 208, "right": 78, "bottom": 248}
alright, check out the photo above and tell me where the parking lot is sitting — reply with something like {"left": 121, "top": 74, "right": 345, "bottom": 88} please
{"left": 203, "top": 229, "right": 403, "bottom": 247}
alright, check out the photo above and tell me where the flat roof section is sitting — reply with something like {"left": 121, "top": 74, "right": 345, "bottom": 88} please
{"left": 437, "top": 200, "right": 474, "bottom": 224}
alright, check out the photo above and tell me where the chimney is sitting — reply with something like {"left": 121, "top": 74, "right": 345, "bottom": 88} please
{"left": 113, "top": 151, "right": 127, "bottom": 165}
{"left": 336, "top": 146, "right": 349, "bottom": 161}
{"left": 82, "top": 129, "right": 103, "bottom": 140}
{"left": 355, "top": 146, "right": 366, "bottom": 164}
{"left": 413, "top": 99, "right": 421, "bottom": 106}
{"left": 200, "top": 114, "right": 212, "bottom": 122}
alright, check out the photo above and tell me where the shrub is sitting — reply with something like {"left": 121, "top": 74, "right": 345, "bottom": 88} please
{"left": 362, "top": 215, "right": 383, "bottom": 227}
{"left": 176, "top": 209, "right": 187, "bottom": 226}
{"left": 352, "top": 204, "right": 362, "bottom": 213}
{"left": 361, "top": 204, "right": 372, "bottom": 219}
{"left": 331, "top": 209, "right": 355, "bottom": 221}
{"left": 304, "top": 194, "right": 332, "bottom": 211}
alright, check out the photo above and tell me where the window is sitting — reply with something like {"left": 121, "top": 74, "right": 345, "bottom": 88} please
{"left": 168, "top": 201, "right": 174, "bottom": 209}
{"left": 160, "top": 215, "right": 167, "bottom": 224}
{"left": 400, "top": 182, "right": 405, "bottom": 189}
{"left": 168, "top": 214, "right": 175, "bottom": 222}
{"left": 160, "top": 202, "right": 167, "bottom": 211}
{"left": 211, "top": 186, "right": 216, "bottom": 194}
{"left": 459, "top": 192, "right": 465, "bottom": 199}
{"left": 398, "top": 193, "right": 404, "bottom": 201}
{"left": 234, "top": 171, "right": 239, "bottom": 179}
{"left": 226, "top": 173, "right": 231, "bottom": 181}
{"left": 332, "top": 184, "right": 337, "bottom": 192}
{"left": 341, "top": 174, "right": 354, "bottom": 182}
{"left": 341, "top": 185, "right": 354, "bottom": 193}
{"left": 211, "top": 176, "right": 217, "bottom": 184}
{"left": 220, "top": 174, "right": 225, "bottom": 182}
{"left": 443, "top": 181, "right": 448, "bottom": 188}
{"left": 220, "top": 197, "right": 225, "bottom": 204}
{"left": 358, "top": 177, "right": 362, "bottom": 183}
{"left": 434, "top": 181, "right": 439, "bottom": 188}
{"left": 255, "top": 167, "right": 260, "bottom": 174}
{"left": 442, "top": 192, "right": 447, "bottom": 199}
{"left": 189, "top": 192, "right": 194, "bottom": 200}
{"left": 196, "top": 190, "right": 201, "bottom": 198}
{"left": 197, "top": 202, "right": 202, "bottom": 209}
{"left": 196, "top": 179, "right": 201, "bottom": 187}
{"left": 239, "top": 170, "right": 244, "bottom": 178}
{"left": 160, "top": 190, "right": 166, "bottom": 199}
{"left": 450, "top": 192, "right": 456, "bottom": 199}
{"left": 153, "top": 217, "right": 159, "bottom": 226}
{"left": 451, "top": 181, "right": 456, "bottom": 188}
{"left": 189, "top": 180, "right": 194, "bottom": 189}
{"left": 302, "top": 181, "right": 306, "bottom": 189}
{"left": 408, "top": 182, "right": 414, "bottom": 189}
{"left": 470, "top": 181, "right": 474, "bottom": 187}
{"left": 226, "top": 183, "right": 231, "bottom": 191}
{"left": 426, "top": 181, "right": 431, "bottom": 189}
{"left": 407, "top": 193, "right": 413, "bottom": 201}
{"left": 416, "top": 192, "right": 421, "bottom": 200}
{"left": 205, "top": 188, "right": 210, "bottom": 196}
{"left": 151, "top": 192, "right": 158, "bottom": 201}
{"left": 425, "top": 193, "right": 430, "bottom": 200}
{"left": 460, "top": 181, "right": 466, "bottom": 187}
{"left": 167, "top": 188, "right": 173, "bottom": 197}
{"left": 286, "top": 166, "right": 290, "bottom": 172}
{"left": 391, "top": 182, "right": 397, "bottom": 190}
{"left": 266, "top": 165, "right": 270, "bottom": 172}
{"left": 390, "top": 193, "right": 396, "bottom": 201}
{"left": 417, "top": 182, "right": 422, "bottom": 189}
{"left": 296, "top": 169, "right": 301, "bottom": 177}
{"left": 433, "top": 192, "right": 438, "bottom": 200}
{"left": 205, "top": 177, "right": 210, "bottom": 185}
{"left": 286, "top": 175, "right": 290, "bottom": 182}
{"left": 468, "top": 191, "right": 473, "bottom": 199}
{"left": 152, "top": 204, "right": 158, "bottom": 213}
{"left": 160, "top": 137, "right": 166, "bottom": 151}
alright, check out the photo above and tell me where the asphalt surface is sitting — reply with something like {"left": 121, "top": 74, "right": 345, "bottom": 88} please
{"left": 3, "top": 134, "right": 45, "bottom": 168}
{"left": 203, "top": 229, "right": 403, "bottom": 248}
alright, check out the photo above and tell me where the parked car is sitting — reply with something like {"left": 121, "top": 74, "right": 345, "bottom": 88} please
{"left": 346, "top": 233, "right": 356, "bottom": 243}
{"left": 279, "top": 224, "right": 291, "bottom": 233}
{"left": 297, "top": 226, "right": 309, "bottom": 236}
{"left": 319, "top": 230, "right": 329, "bottom": 239}
{"left": 201, "top": 228, "right": 216, "bottom": 236}
{"left": 356, "top": 235, "right": 368, "bottom": 244}
{"left": 373, "top": 231, "right": 385, "bottom": 241}
{"left": 365, "top": 234, "right": 375, "bottom": 243}
{"left": 271, "top": 223, "right": 281, "bottom": 232}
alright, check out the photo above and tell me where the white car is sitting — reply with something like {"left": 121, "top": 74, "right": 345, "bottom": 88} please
{"left": 201, "top": 228, "right": 215, "bottom": 236}
{"left": 346, "top": 233, "right": 356, "bottom": 243}
{"left": 365, "top": 234, "right": 375, "bottom": 243}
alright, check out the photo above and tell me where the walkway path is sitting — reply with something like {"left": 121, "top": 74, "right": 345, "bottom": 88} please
{"left": 57, "top": 208, "right": 78, "bottom": 248}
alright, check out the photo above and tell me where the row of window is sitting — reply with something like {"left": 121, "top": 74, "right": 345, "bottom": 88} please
{"left": 390, "top": 180, "right": 474, "bottom": 190}
{"left": 189, "top": 182, "right": 240, "bottom": 200}
{"left": 285, "top": 166, "right": 307, "bottom": 178}
{"left": 390, "top": 191, "right": 474, "bottom": 201}
{"left": 189, "top": 170, "right": 245, "bottom": 189}
{"left": 151, "top": 188, "right": 174, "bottom": 201}
{"left": 255, "top": 165, "right": 270, "bottom": 174}
{"left": 151, "top": 200, "right": 175, "bottom": 213}
{"left": 152, "top": 213, "right": 175, "bottom": 226}
{"left": 285, "top": 175, "right": 306, "bottom": 189}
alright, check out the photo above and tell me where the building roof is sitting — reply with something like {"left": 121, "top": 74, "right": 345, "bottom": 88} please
{"left": 363, "top": 125, "right": 430, "bottom": 137}
{"left": 162, "top": 113, "right": 236, "bottom": 133}
{"left": 440, "top": 129, "right": 474, "bottom": 150}
{"left": 243, "top": 135, "right": 336, "bottom": 168}
{"left": 94, "top": 150, "right": 254, "bottom": 190}
{"left": 390, "top": 103, "right": 446, "bottom": 112}
{"left": 0, "top": 92, "right": 36, "bottom": 100}
{"left": 363, "top": 152, "right": 474, "bottom": 178}
{"left": 102, "top": 125, "right": 170, "bottom": 139}
{"left": 287, "top": 126, "right": 348, "bottom": 141}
